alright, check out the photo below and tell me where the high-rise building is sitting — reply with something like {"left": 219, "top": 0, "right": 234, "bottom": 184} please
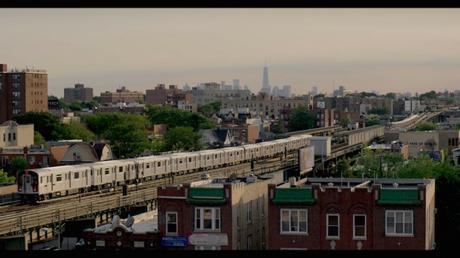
{"left": 232, "top": 79, "right": 240, "bottom": 90}
{"left": 64, "top": 83, "right": 93, "bottom": 103}
{"left": 280, "top": 85, "right": 292, "bottom": 98}
{"left": 0, "top": 64, "right": 48, "bottom": 123}
{"left": 260, "top": 66, "right": 271, "bottom": 95}
{"left": 310, "top": 86, "right": 318, "bottom": 96}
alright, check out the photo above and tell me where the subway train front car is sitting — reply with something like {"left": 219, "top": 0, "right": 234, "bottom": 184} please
{"left": 17, "top": 170, "right": 40, "bottom": 203}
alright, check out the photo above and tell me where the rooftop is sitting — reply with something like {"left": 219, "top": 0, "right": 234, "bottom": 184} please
{"left": 85, "top": 210, "right": 158, "bottom": 234}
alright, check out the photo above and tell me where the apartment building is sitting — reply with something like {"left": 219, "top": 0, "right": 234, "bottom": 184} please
{"left": 0, "top": 64, "right": 48, "bottom": 123}
{"left": 64, "top": 83, "right": 93, "bottom": 103}
{"left": 398, "top": 130, "right": 460, "bottom": 157}
{"left": 157, "top": 173, "right": 284, "bottom": 250}
{"left": 0, "top": 120, "right": 34, "bottom": 148}
{"left": 189, "top": 82, "right": 252, "bottom": 107}
{"left": 100, "top": 86, "right": 144, "bottom": 105}
{"left": 267, "top": 177, "right": 435, "bottom": 250}
{"left": 145, "top": 84, "right": 192, "bottom": 106}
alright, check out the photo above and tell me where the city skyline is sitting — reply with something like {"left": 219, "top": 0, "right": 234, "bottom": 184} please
{"left": 1, "top": 8, "right": 460, "bottom": 97}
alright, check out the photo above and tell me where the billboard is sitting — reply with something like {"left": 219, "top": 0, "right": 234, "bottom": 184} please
{"left": 299, "top": 146, "right": 315, "bottom": 173}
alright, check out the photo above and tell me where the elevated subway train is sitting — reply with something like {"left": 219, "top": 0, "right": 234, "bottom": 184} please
{"left": 17, "top": 134, "right": 312, "bottom": 202}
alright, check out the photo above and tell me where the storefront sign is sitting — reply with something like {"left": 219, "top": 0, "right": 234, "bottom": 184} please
{"left": 161, "top": 236, "right": 188, "bottom": 247}
{"left": 188, "top": 233, "right": 228, "bottom": 246}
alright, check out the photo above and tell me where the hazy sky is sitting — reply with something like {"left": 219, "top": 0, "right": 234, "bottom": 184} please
{"left": 1, "top": 8, "right": 460, "bottom": 97}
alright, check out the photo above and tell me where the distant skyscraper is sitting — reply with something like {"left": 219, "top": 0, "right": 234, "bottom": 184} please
{"left": 311, "top": 86, "right": 318, "bottom": 96}
{"left": 260, "top": 66, "right": 271, "bottom": 95}
{"left": 281, "top": 85, "right": 291, "bottom": 98}
{"left": 272, "top": 86, "right": 279, "bottom": 97}
{"left": 232, "top": 79, "right": 240, "bottom": 90}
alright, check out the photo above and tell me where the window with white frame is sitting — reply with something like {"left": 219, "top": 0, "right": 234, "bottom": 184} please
{"left": 385, "top": 210, "right": 413, "bottom": 236}
{"left": 280, "top": 209, "right": 308, "bottom": 234}
{"left": 195, "top": 207, "right": 220, "bottom": 231}
{"left": 353, "top": 214, "right": 366, "bottom": 239}
{"left": 166, "top": 212, "right": 178, "bottom": 235}
{"left": 326, "top": 214, "right": 340, "bottom": 239}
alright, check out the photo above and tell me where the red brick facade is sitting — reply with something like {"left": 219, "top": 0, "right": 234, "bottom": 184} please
{"left": 267, "top": 179, "right": 435, "bottom": 250}
{"left": 157, "top": 184, "right": 233, "bottom": 250}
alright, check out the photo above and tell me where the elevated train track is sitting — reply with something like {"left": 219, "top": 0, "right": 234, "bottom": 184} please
{"left": 0, "top": 153, "right": 297, "bottom": 240}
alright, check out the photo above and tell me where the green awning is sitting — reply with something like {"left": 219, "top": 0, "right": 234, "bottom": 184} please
{"left": 186, "top": 188, "right": 226, "bottom": 205}
{"left": 377, "top": 188, "right": 421, "bottom": 205}
{"left": 272, "top": 187, "right": 315, "bottom": 205}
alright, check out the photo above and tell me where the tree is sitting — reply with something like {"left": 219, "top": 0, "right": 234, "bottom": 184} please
{"left": 65, "top": 121, "right": 96, "bottom": 141}
{"left": 14, "top": 112, "right": 70, "bottom": 141}
{"left": 272, "top": 122, "right": 285, "bottom": 134}
{"left": 0, "top": 169, "right": 15, "bottom": 184}
{"left": 163, "top": 126, "right": 203, "bottom": 151}
{"left": 337, "top": 159, "right": 353, "bottom": 177}
{"left": 9, "top": 157, "right": 28, "bottom": 177}
{"left": 419, "top": 90, "right": 437, "bottom": 100}
{"left": 288, "top": 107, "right": 315, "bottom": 131}
{"left": 368, "top": 107, "right": 389, "bottom": 115}
{"left": 199, "top": 102, "right": 221, "bottom": 117}
{"left": 385, "top": 92, "right": 397, "bottom": 100}
{"left": 415, "top": 122, "right": 438, "bottom": 131}
{"left": 340, "top": 117, "right": 352, "bottom": 128}
{"left": 365, "top": 116, "right": 380, "bottom": 127}
{"left": 34, "top": 131, "right": 45, "bottom": 145}
{"left": 82, "top": 112, "right": 150, "bottom": 158}
{"left": 69, "top": 102, "right": 83, "bottom": 111}
{"left": 145, "top": 105, "right": 214, "bottom": 131}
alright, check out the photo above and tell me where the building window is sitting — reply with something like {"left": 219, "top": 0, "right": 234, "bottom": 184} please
{"left": 280, "top": 209, "right": 308, "bottom": 234}
{"left": 353, "top": 214, "right": 366, "bottom": 239}
{"left": 74, "top": 172, "right": 79, "bottom": 179}
{"left": 56, "top": 175, "right": 62, "bottom": 182}
{"left": 166, "top": 212, "right": 178, "bottom": 235}
{"left": 385, "top": 210, "right": 413, "bottom": 236}
{"left": 247, "top": 201, "right": 252, "bottom": 224}
{"left": 326, "top": 214, "right": 340, "bottom": 239}
{"left": 195, "top": 207, "right": 220, "bottom": 231}
{"left": 13, "top": 133, "right": 16, "bottom": 141}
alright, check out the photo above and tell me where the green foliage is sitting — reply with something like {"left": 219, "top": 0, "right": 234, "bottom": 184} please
{"left": 145, "top": 105, "right": 214, "bottom": 131}
{"left": 365, "top": 116, "right": 380, "bottom": 127}
{"left": 65, "top": 121, "right": 96, "bottom": 141}
{"left": 69, "top": 102, "right": 83, "bottom": 111}
{"left": 385, "top": 92, "right": 396, "bottom": 100}
{"left": 415, "top": 122, "right": 438, "bottom": 131}
{"left": 420, "top": 90, "right": 438, "bottom": 100}
{"left": 340, "top": 117, "right": 352, "bottom": 128}
{"left": 9, "top": 157, "right": 28, "bottom": 177}
{"left": 272, "top": 122, "right": 285, "bottom": 134}
{"left": 0, "top": 169, "right": 15, "bottom": 183}
{"left": 83, "top": 113, "right": 150, "bottom": 158}
{"left": 456, "top": 124, "right": 460, "bottom": 130}
{"left": 351, "top": 151, "right": 405, "bottom": 178}
{"left": 288, "top": 107, "right": 315, "bottom": 132}
{"left": 368, "top": 107, "right": 389, "bottom": 115}
{"left": 34, "top": 131, "right": 45, "bottom": 145}
{"left": 199, "top": 102, "right": 221, "bottom": 117}
{"left": 14, "top": 112, "right": 70, "bottom": 141}
{"left": 163, "top": 126, "right": 203, "bottom": 151}
{"left": 359, "top": 91, "right": 378, "bottom": 98}
{"left": 337, "top": 159, "right": 353, "bottom": 177}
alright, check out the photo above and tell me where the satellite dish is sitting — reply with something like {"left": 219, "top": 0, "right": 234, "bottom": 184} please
{"left": 124, "top": 215, "right": 135, "bottom": 228}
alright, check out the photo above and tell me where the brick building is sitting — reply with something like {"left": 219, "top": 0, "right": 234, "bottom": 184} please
{"left": 64, "top": 83, "right": 93, "bottom": 103}
{"left": 0, "top": 146, "right": 50, "bottom": 169}
{"left": 145, "top": 84, "right": 192, "bottom": 106}
{"left": 100, "top": 86, "right": 144, "bottom": 105}
{"left": 157, "top": 173, "right": 284, "bottom": 250}
{"left": 0, "top": 64, "right": 48, "bottom": 123}
{"left": 267, "top": 177, "right": 435, "bottom": 250}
